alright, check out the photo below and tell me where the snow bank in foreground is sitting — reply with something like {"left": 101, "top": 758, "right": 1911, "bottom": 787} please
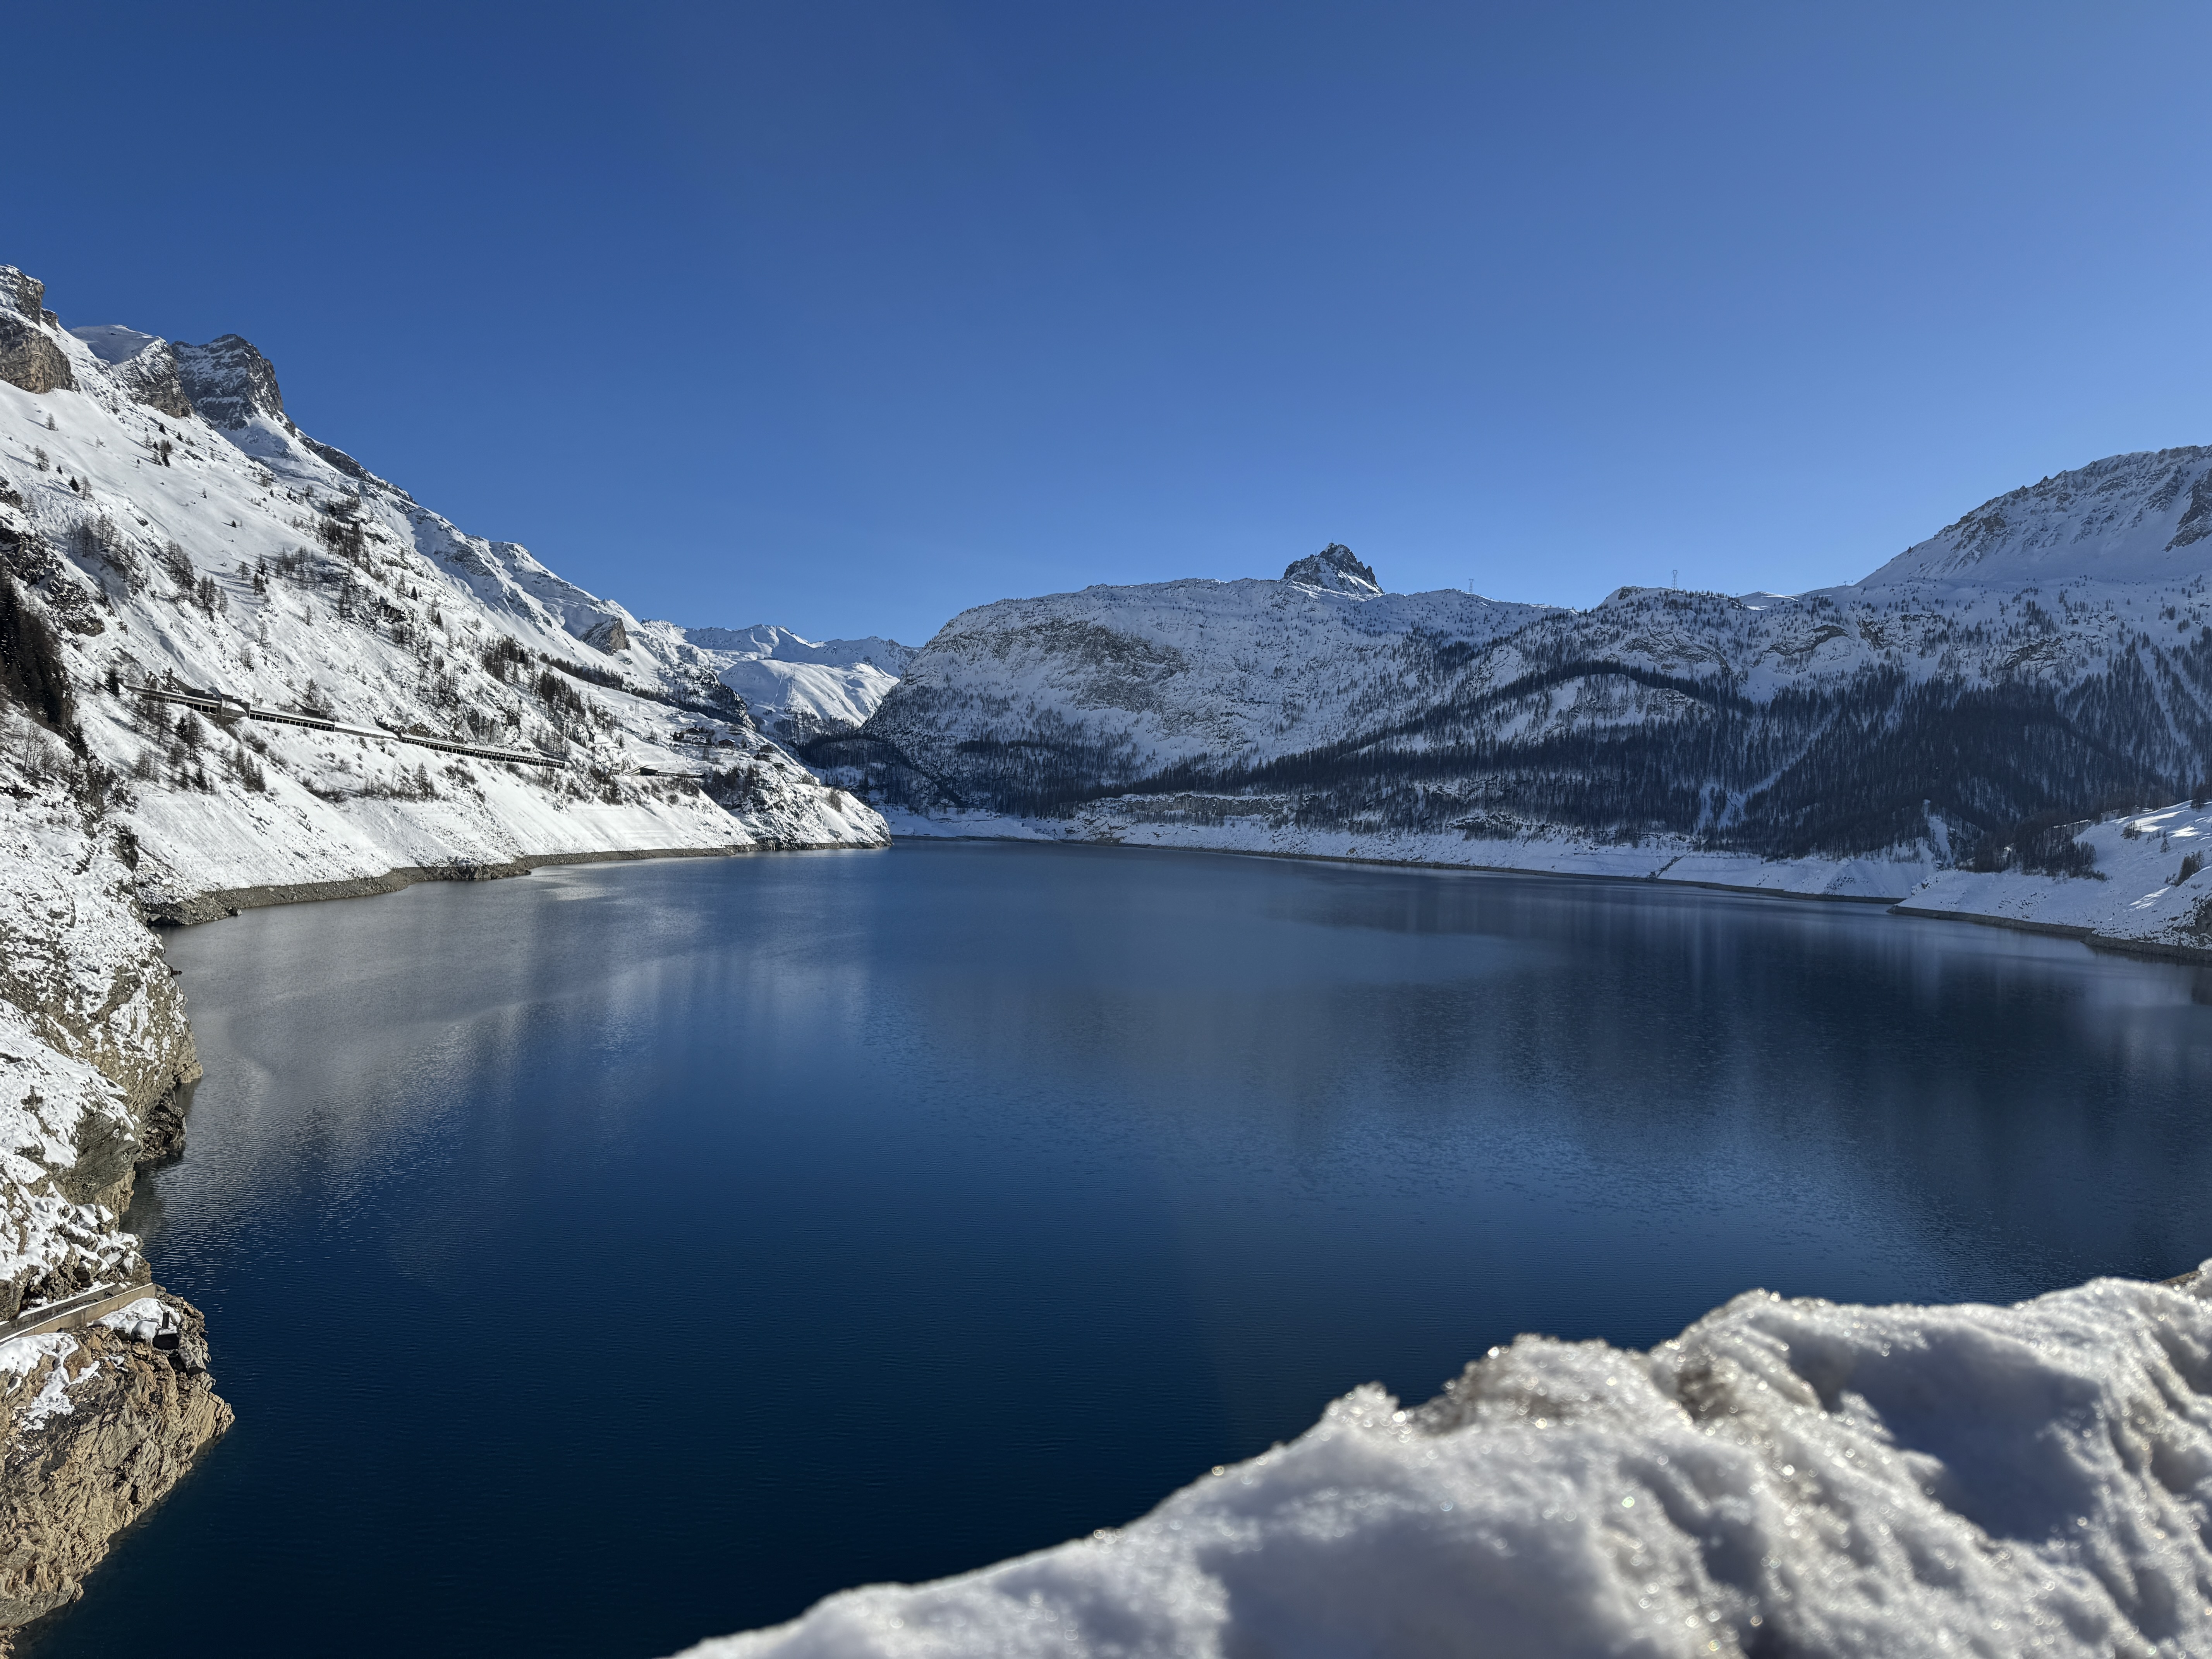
{"left": 683, "top": 1269, "right": 2212, "bottom": 1659}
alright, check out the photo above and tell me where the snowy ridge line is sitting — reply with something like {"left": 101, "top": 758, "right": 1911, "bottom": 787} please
{"left": 0, "top": 1281, "right": 153, "bottom": 1347}
{"left": 128, "top": 684, "right": 567, "bottom": 770}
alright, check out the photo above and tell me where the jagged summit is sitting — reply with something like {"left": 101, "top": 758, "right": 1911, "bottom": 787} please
{"left": 1859, "top": 445, "right": 2212, "bottom": 588}
{"left": 63, "top": 321, "right": 285, "bottom": 428}
{"left": 1281, "top": 543, "right": 1381, "bottom": 596}
{"left": 172, "top": 335, "right": 287, "bottom": 430}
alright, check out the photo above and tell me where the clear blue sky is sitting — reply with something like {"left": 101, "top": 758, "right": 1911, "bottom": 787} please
{"left": 14, "top": 3, "right": 2212, "bottom": 643}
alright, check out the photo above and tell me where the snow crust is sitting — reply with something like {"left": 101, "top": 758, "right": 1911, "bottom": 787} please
{"left": 0, "top": 1333, "right": 86, "bottom": 1435}
{"left": 685, "top": 1269, "right": 2212, "bottom": 1659}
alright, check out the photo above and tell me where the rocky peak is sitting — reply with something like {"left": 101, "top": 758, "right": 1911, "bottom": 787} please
{"left": 0, "top": 265, "right": 74, "bottom": 395}
{"left": 1281, "top": 543, "right": 1382, "bottom": 596}
{"left": 0, "top": 266, "right": 51, "bottom": 323}
{"left": 173, "top": 335, "right": 286, "bottom": 429}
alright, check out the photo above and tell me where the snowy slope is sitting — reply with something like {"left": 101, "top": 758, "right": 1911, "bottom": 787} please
{"left": 1897, "top": 797, "right": 2212, "bottom": 952}
{"left": 687, "top": 1267, "right": 2212, "bottom": 1659}
{"left": 821, "top": 455, "right": 2212, "bottom": 900}
{"left": 1861, "top": 446, "right": 2212, "bottom": 589}
{"left": 0, "top": 698, "right": 230, "bottom": 1641}
{"left": 0, "top": 263, "right": 886, "bottom": 913}
{"left": 0, "top": 708, "right": 192, "bottom": 1319}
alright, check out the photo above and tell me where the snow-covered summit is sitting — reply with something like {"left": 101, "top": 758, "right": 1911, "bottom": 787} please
{"left": 1859, "top": 445, "right": 2212, "bottom": 589}
{"left": 838, "top": 568, "right": 1553, "bottom": 814}
{"left": 681, "top": 623, "right": 913, "bottom": 673}
{"left": 1280, "top": 541, "right": 1382, "bottom": 596}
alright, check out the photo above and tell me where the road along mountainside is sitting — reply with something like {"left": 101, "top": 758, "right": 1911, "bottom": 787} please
{"left": 0, "top": 261, "right": 892, "bottom": 1647}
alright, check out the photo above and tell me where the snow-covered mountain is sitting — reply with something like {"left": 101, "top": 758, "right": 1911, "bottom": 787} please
{"left": 1862, "top": 445, "right": 2212, "bottom": 588}
{"left": 0, "top": 263, "right": 887, "bottom": 917}
{"left": 670, "top": 622, "right": 913, "bottom": 741}
{"left": 811, "top": 461, "right": 2212, "bottom": 926}
{"left": 833, "top": 548, "right": 1554, "bottom": 810}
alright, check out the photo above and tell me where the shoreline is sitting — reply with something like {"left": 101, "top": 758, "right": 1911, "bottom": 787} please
{"left": 887, "top": 829, "right": 2212, "bottom": 969}
{"left": 146, "top": 826, "right": 2212, "bottom": 977}
{"left": 143, "top": 839, "right": 891, "bottom": 927}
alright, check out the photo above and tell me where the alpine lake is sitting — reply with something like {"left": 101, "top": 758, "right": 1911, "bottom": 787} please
{"left": 24, "top": 840, "right": 2212, "bottom": 1657}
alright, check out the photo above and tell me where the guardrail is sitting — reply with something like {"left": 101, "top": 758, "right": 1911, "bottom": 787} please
{"left": 0, "top": 1281, "right": 153, "bottom": 1346}
{"left": 131, "top": 684, "right": 567, "bottom": 770}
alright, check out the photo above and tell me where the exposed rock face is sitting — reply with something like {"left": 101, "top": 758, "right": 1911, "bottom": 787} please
{"left": 0, "top": 272, "right": 47, "bottom": 326}
{"left": 301, "top": 434, "right": 375, "bottom": 484}
{"left": 584, "top": 615, "right": 631, "bottom": 653}
{"left": 0, "top": 1297, "right": 231, "bottom": 1637}
{"left": 1281, "top": 542, "right": 1381, "bottom": 595}
{"left": 173, "top": 333, "right": 285, "bottom": 429}
{"left": 0, "top": 270, "right": 74, "bottom": 397}
{"left": 115, "top": 345, "right": 192, "bottom": 421}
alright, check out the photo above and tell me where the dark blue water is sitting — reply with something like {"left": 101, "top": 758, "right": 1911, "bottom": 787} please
{"left": 26, "top": 842, "right": 2212, "bottom": 1657}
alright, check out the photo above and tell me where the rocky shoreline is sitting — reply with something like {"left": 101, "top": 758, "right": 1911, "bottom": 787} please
{"left": 0, "top": 742, "right": 229, "bottom": 1652}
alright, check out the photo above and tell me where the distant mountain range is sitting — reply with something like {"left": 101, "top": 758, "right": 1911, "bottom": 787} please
{"left": 806, "top": 454, "right": 2212, "bottom": 884}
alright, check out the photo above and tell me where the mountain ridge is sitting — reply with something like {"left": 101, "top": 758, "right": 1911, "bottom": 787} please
{"left": 806, "top": 449, "right": 2212, "bottom": 950}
